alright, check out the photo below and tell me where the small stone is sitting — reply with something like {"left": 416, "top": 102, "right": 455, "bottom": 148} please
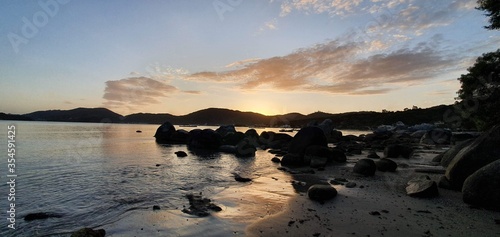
{"left": 406, "top": 175, "right": 439, "bottom": 198}
{"left": 271, "top": 157, "right": 281, "bottom": 163}
{"left": 71, "top": 228, "right": 106, "bottom": 237}
{"left": 345, "top": 182, "right": 357, "bottom": 188}
{"left": 369, "top": 211, "right": 381, "bottom": 216}
{"left": 234, "top": 173, "right": 252, "bottom": 182}
{"left": 153, "top": 205, "right": 161, "bottom": 210}
{"left": 353, "top": 159, "right": 376, "bottom": 176}
{"left": 307, "top": 185, "right": 338, "bottom": 202}
{"left": 175, "top": 151, "right": 188, "bottom": 157}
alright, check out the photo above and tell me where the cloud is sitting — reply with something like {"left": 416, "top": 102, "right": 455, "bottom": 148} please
{"left": 103, "top": 77, "right": 178, "bottom": 108}
{"left": 225, "top": 58, "right": 261, "bottom": 68}
{"left": 186, "top": 37, "right": 458, "bottom": 95}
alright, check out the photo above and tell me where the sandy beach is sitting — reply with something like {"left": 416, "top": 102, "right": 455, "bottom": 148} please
{"left": 99, "top": 145, "right": 500, "bottom": 237}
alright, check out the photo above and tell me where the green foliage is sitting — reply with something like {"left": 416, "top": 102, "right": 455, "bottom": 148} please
{"left": 477, "top": 0, "right": 500, "bottom": 30}
{"left": 457, "top": 49, "right": 500, "bottom": 130}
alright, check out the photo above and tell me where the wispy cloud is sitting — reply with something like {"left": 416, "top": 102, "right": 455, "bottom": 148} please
{"left": 186, "top": 35, "right": 459, "bottom": 95}
{"left": 280, "top": 0, "right": 363, "bottom": 17}
{"left": 103, "top": 77, "right": 178, "bottom": 109}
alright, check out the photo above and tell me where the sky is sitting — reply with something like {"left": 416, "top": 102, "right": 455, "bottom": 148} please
{"left": 1, "top": 0, "right": 499, "bottom": 116}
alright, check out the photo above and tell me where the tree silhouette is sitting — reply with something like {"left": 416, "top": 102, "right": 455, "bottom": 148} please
{"left": 477, "top": 0, "right": 500, "bottom": 30}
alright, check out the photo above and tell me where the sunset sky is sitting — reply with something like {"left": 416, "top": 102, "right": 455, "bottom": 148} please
{"left": 1, "top": 0, "right": 499, "bottom": 116}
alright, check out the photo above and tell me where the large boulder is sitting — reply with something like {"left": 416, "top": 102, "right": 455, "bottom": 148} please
{"left": 215, "top": 125, "right": 236, "bottom": 137}
{"left": 375, "top": 158, "right": 397, "bottom": 172}
{"left": 420, "top": 129, "right": 452, "bottom": 145}
{"left": 221, "top": 132, "right": 245, "bottom": 146}
{"left": 440, "top": 139, "right": 475, "bottom": 168}
{"left": 330, "top": 147, "right": 347, "bottom": 163}
{"left": 304, "top": 145, "right": 332, "bottom": 168}
{"left": 353, "top": 159, "right": 376, "bottom": 176}
{"left": 445, "top": 125, "right": 500, "bottom": 190}
{"left": 288, "top": 127, "right": 328, "bottom": 156}
{"left": 406, "top": 175, "right": 439, "bottom": 198}
{"left": 317, "top": 119, "right": 334, "bottom": 138}
{"left": 384, "top": 144, "right": 413, "bottom": 158}
{"left": 462, "top": 159, "right": 500, "bottom": 211}
{"left": 307, "top": 184, "right": 337, "bottom": 202}
{"left": 187, "top": 129, "right": 222, "bottom": 150}
{"left": 235, "top": 137, "right": 257, "bottom": 157}
{"left": 280, "top": 153, "right": 302, "bottom": 167}
{"left": 154, "top": 121, "right": 176, "bottom": 143}
{"left": 259, "top": 131, "right": 292, "bottom": 149}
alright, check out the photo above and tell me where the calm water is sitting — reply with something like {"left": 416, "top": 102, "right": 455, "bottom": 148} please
{"left": 0, "top": 121, "right": 365, "bottom": 236}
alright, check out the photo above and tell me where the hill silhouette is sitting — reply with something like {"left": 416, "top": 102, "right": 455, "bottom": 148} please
{"left": 1, "top": 105, "right": 456, "bottom": 129}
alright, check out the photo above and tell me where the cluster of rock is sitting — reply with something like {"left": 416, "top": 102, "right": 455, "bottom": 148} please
{"left": 433, "top": 125, "right": 500, "bottom": 211}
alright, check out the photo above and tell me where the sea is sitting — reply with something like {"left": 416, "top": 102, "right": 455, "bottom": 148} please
{"left": 0, "top": 121, "right": 368, "bottom": 236}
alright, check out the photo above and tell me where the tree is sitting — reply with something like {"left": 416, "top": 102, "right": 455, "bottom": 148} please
{"left": 477, "top": 0, "right": 500, "bottom": 30}
{"left": 457, "top": 49, "right": 500, "bottom": 130}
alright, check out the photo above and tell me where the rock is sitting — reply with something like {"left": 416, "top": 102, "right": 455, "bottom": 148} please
{"left": 369, "top": 211, "right": 381, "bottom": 216}
{"left": 244, "top": 129, "right": 259, "bottom": 138}
{"left": 259, "top": 131, "right": 293, "bottom": 149}
{"left": 71, "top": 228, "right": 106, "bottom": 237}
{"left": 271, "top": 157, "right": 281, "bottom": 163}
{"left": 329, "top": 129, "right": 343, "bottom": 143}
{"left": 187, "top": 129, "right": 222, "bottom": 150}
{"left": 175, "top": 151, "right": 188, "bottom": 157}
{"left": 406, "top": 175, "right": 439, "bottom": 198}
{"left": 280, "top": 153, "right": 302, "bottom": 167}
{"left": 215, "top": 125, "right": 236, "bottom": 137}
{"left": 462, "top": 159, "right": 500, "bottom": 211}
{"left": 367, "top": 151, "right": 380, "bottom": 159}
{"left": 153, "top": 205, "right": 161, "bottom": 210}
{"left": 307, "top": 184, "right": 337, "bottom": 202}
{"left": 288, "top": 127, "right": 328, "bottom": 157}
{"left": 420, "top": 128, "right": 452, "bottom": 145}
{"left": 353, "top": 159, "right": 376, "bottom": 176}
{"left": 304, "top": 145, "right": 333, "bottom": 168}
{"left": 182, "top": 193, "right": 222, "bottom": 217}
{"left": 221, "top": 132, "right": 245, "bottom": 146}
{"left": 235, "top": 137, "right": 257, "bottom": 157}
{"left": 24, "top": 212, "right": 63, "bottom": 221}
{"left": 445, "top": 125, "right": 500, "bottom": 190}
{"left": 154, "top": 121, "right": 176, "bottom": 143}
{"left": 234, "top": 173, "right": 252, "bottom": 182}
{"left": 440, "top": 139, "right": 474, "bottom": 168}
{"left": 438, "top": 175, "right": 453, "bottom": 189}
{"left": 136, "top": 130, "right": 142, "bottom": 133}
{"left": 375, "top": 158, "right": 397, "bottom": 172}
{"left": 345, "top": 182, "right": 357, "bottom": 188}
{"left": 451, "top": 133, "right": 478, "bottom": 144}
{"left": 432, "top": 153, "right": 444, "bottom": 163}
{"left": 218, "top": 145, "right": 237, "bottom": 154}
{"left": 384, "top": 144, "right": 413, "bottom": 158}
{"left": 330, "top": 148, "right": 347, "bottom": 163}
{"left": 316, "top": 119, "right": 335, "bottom": 138}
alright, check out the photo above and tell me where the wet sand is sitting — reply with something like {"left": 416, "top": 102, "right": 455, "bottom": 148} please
{"left": 101, "top": 146, "right": 500, "bottom": 237}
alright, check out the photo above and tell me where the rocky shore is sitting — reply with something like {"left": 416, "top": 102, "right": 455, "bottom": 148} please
{"left": 70, "top": 120, "right": 500, "bottom": 236}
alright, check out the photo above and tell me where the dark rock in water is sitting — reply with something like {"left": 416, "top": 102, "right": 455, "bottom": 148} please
{"left": 153, "top": 205, "right": 161, "bottom": 210}
{"left": 307, "top": 184, "right": 337, "bottom": 202}
{"left": 345, "top": 182, "right": 357, "bottom": 188}
{"left": 71, "top": 228, "right": 106, "bottom": 237}
{"left": 353, "top": 159, "right": 376, "bottom": 176}
{"left": 187, "top": 129, "right": 222, "bottom": 150}
{"left": 221, "top": 132, "right": 245, "bottom": 146}
{"left": 271, "top": 157, "right": 281, "bottom": 163}
{"left": 182, "top": 193, "right": 222, "bottom": 217}
{"left": 24, "top": 212, "right": 63, "bottom": 221}
{"left": 233, "top": 173, "right": 252, "bottom": 182}
{"left": 406, "top": 175, "right": 439, "bottom": 198}
{"left": 280, "top": 153, "right": 303, "bottom": 167}
{"left": 244, "top": 129, "right": 259, "bottom": 139}
{"left": 288, "top": 127, "right": 328, "bottom": 157}
{"left": 376, "top": 158, "right": 397, "bottom": 172}
{"left": 367, "top": 151, "right": 380, "bottom": 159}
{"left": 420, "top": 128, "right": 452, "bottom": 145}
{"left": 235, "top": 137, "right": 257, "bottom": 157}
{"left": 175, "top": 151, "right": 188, "bottom": 157}
{"left": 258, "top": 131, "right": 293, "bottom": 149}
{"left": 384, "top": 144, "right": 413, "bottom": 158}
{"left": 462, "top": 159, "right": 500, "bottom": 211}
{"left": 215, "top": 125, "right": 236, "bottom": 137}
{"left": 329, "top": 129, "right": 343, "bottom": 143}
{"left": 440, "top": 139, "right": 474, "bottom": 168}
{"left": 154, "top": 121, "right": 176, "bottom": 143}
{"left": 218, "top": 145, "right": 237, "bottom": 154}
{"left": 445, "top": 125, "right": 500, "bottom": 190}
